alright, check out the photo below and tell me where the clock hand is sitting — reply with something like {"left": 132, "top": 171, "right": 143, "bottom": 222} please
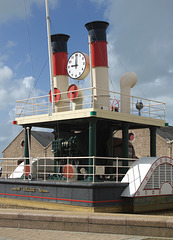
{"left": 75, "top": 54, "right": 78, "bottom": 69}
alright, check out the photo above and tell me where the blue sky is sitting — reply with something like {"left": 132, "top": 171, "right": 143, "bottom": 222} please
{"left": 0, "top": 0, "right": 173, "bottom": 157}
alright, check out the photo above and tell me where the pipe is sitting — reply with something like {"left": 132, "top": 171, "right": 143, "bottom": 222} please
{"left": 85, "top": 21, "right": 110, "bottom": 110}
{"left": 120, "top": 72, "right": 137, "bottom": 114}
{"left": 45, "top": 0, "right": 55, "bottom": 113}
{"left": 51, "top": 34, "right": 70, "bottom": 112}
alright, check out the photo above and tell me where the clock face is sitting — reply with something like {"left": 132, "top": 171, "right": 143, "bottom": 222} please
{"left": 67, "top": 52, "right": 89, "bottom": 80}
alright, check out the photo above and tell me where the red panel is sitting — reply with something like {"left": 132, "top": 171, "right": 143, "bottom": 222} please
{"left": 24, "top": 165, "right": 30, "bottom": 178}
{"left": 53, "top": 52, "right": 68, "bottom": 76}
{"left": 67, "top": 84, "right": 78, "bottom": 101}
{"left": 63, "top": 164, "right": 74, "bottom": 179}
{"left": 91, "top": 41, "right": 108, "bottom": 67}
{"left": 49, "top": 88, "right": 61, "bottom": 103}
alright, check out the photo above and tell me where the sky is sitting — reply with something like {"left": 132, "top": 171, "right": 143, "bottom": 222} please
{"left": 0, "top": 0, "right": 173, "bottom": 157}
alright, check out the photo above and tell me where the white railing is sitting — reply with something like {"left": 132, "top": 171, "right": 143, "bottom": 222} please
{"left": 0, "top": 156, "right": 137, "bottom": 183}
{"left": 15, "top": 87, "right": 166, "bottom": 120}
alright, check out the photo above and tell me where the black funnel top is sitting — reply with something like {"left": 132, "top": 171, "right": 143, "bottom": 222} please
{"left": 85, "top": 21, "right": 109, "bottom": 42}
{"left": 85, "top": 21, "right": 109, "bottom": 31}
{"left": 51, "top": 34, "right": 70, "bottom": 53}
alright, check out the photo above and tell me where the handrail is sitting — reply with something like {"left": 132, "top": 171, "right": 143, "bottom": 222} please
{"left": 15, "top": 87, "right": 166, "bottom": 120}
{"left": 0, "top": 156, "right": 137, "bottom": 183}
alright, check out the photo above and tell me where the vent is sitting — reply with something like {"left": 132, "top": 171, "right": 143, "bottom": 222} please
{"left": 145, "top": 163, "right": 173, "bottom": 190}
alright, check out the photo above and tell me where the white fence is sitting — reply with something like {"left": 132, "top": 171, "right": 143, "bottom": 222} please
{"left": 1, "top": 156, "right": 137, "bottom": 183}
{"left": 15, "top": 87, "right": 165, "bottom": 120}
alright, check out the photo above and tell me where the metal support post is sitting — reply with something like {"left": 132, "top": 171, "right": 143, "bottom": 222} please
{"left": 88, "top": 118, "right": 96, "bottom": 181}
{"left": 109, "top": 126, "right": 114, "bottom": 180}
{"left": 122, "top": 123, "right": 129, "bottom": 175}
{"left": 150, "top": 127, "right": 156, "bottom": 157}
{"left": 24, "top": 127, "right": 31, "bottom": 165}
{"left": 122, "top": 123, "right": 129, "bottom": 158}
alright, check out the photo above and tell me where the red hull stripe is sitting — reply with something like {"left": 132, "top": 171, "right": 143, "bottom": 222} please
{"left": 0, "top": 193, "right": 122, "bottom": 204}
{"left": 91, "top": 41, "right": 108, "bottom": 67}
{"left": 53, "top": 52, "right": 68, "bottom": 76}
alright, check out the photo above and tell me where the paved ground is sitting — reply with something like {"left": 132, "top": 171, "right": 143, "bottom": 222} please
{"left": 0, "top": 208, "right": 172, "bottom": 240}
{"left": 0, "top": 228, "right": 172, "bottom": 240}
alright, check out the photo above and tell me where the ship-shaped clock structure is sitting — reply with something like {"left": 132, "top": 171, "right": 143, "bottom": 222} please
{"left": 1, "top": 18, "right": 171, "bottom": 213}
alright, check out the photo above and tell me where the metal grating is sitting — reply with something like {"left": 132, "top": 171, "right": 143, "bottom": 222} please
{"left": 145, "top": 163, "right": 173, "bottom": 190}
{"left": 153, "top": 167, "right": 159, "bottom": 188}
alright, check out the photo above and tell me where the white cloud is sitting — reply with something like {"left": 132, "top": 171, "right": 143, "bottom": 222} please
{"left": 0, "top": 54, "right": 9, "bottom": 66}
{"left": 88, "top": 0, "right": 173, "bottom": 126}
{"left": 5, "top": 40, "right": 16, "bottom": 49}
{"left": 0, "top": 63, "right": 42, "bottom": 156}
{"left": 23, "top": 76, "right": 35, "bottom": 89}
{"left": 0, "top": 0, "right": 59, "bottom": 157}
{"left": 0, "top": 65, "right": 13, "bottom": 86}
{"left": 0, "top": 64, "right": 42, "bottom": 110}
{"left": 0, "top": 41, "right": 16, "bottom": 67}
{"left": 99, "top": 0, "right": 173, "bottom": 125}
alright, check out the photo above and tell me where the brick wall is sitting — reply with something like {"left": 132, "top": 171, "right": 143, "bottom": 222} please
{"left": 2, "top": 130, "right": 54, "bottom": 177}
{"left": 2, "top": 128, "right": 172, "bottom": 177}
{"left": 114, "top": 128, "right": 171, "bottom": 158}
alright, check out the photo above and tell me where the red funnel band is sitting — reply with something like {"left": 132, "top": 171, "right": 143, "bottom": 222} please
{"left": 53, "top": 52, "right": 68, "bottom": 76}
{"left": 49, "top": 88, "right": 61, "bottom": 103}
{"left": 91, "top": 41, "right": 108, "bottom": 67}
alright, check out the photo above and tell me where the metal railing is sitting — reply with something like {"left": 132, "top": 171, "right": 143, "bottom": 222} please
{"left": 0, "top": 156, "right": 137, "bottom": 183}
{"left": 15, "top": 87, "right": 166, "bottom": 120}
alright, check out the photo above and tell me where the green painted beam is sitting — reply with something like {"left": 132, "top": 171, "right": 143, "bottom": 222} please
{"left": 122, "top": 123, "right": 129, "bottom": 158}
{"left": 24, "top": 127, "right": 31, "bottom": 165}
{"left": 122, "top": 123, "right": 129, "bottom": 175}
{"left": 109, "top": 126, "right": 114, "bottom": 180}
{"left": 88, "top": 118, "right": 97, "bottom": 181}
{"left": 150, "top": 127, "right": 156, "bottom": 157}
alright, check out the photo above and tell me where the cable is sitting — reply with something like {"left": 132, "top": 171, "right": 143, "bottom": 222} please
{"left": 107, "top": 42, "right": 128, "bottom": 91}
{"left": 24, "top": 0, "right": 35, "bottom": 78}
{"left": 18, "top": 0, "right": 50, "bottom": 117}
{"left": 108, "top": 43, "right": 128, "bottom": 73}
{"left": 135, "top": 82, "right": 148, "bottom": 99}
{"left": 19, "top": 58, "right": 49, "bottom": 117}
{"left": 107, "top": 42, "right": 149, "bottom": 99}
